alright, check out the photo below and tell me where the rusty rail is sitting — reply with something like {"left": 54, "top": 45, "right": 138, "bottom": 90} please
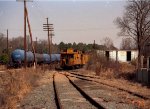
{"left": 53, "top": 73, "right": 63, "bottom": 109}
{"left": 60, "top": 73, "right": 106, "bottom": 109}
{"left": 67, "top": 72, "right": 150, "bottom": 100}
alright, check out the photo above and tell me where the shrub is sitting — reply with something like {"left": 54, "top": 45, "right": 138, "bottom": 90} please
{"left": 0, "top": 54, "right": 9, "bottom": 64}
{"left": 130, "top": 58, "right": 137, "bottom": 66}
{"left": 86, "top": 52, "right": 117, "bottom": 76}
{"left": 86, "top": 51, "right": 136, "bottom": 80}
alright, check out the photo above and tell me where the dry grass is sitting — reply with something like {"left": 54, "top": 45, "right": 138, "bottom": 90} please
{"left": 0, "top": 65, "right": 6, "bottom": 70}
{"left": 99, "top": 62, "right": 136, "bottom": 80}
{"left": 86, "top": 53, "right": 136, "bottom": 80}
{"left": 85, "top": 53, "right": 150, "bottom": 109}
{"left": 116, "top": 62, "right": 136, "bottom": 80}
{"left": 0, "top": 67, "right": 45, "bottom": 109}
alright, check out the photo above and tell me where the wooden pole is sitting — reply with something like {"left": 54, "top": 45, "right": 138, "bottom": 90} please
{"left": 24, "top": 0, "right": 27, "bottom": 68}
{"left": 25, "top": 7, "right": 36, "bottom": 68}
{"left": 43, "top": 19, "right": 54, "bottom": 67}
{"left": 46, "top": 18, "right": 51, "bottom": 63}
{"left": 36, "top": 37, "right": 37, "bottom": 52}
{"left": 51, "top": 35, "right": 52, "bottom": 54}
{"left": 7, "top": 29, "right": 8, "bottom": 54}
{"left": 16, "top": 0, "right": 33, "bottom": 68}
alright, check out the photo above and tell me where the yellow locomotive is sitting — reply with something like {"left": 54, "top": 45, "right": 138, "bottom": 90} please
{"left": 60, "top": 48, "right": 88, "bottom": 69}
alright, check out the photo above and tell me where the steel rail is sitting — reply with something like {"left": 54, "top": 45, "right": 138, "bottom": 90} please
{"left": 53, "top": 73, "right": 63, "bottom": 109}
{"left": 60, "top": 73, "right": 106, "bottom": 109}
{"left": 67, "top": 72, "right": 150, "bottom": 100}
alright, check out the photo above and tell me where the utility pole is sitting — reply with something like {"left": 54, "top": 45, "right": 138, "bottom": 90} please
{"left": 35, "top": 37, "right": 37, "bottom": 52}
{"left": 50, "top": 30, "right": 54, "bottom": 56}
{"left": 24, "top": 0, "right": 27, "bottom": 68}
{"left": 7, "top": 29, "right": 8, "bottom": 54}
{"left": 27, "top": 35, "right": 30, "bottom": 51}
{"left": 25, "top": 6, "right": 36, "bottom": 68}
{"left": 43, "top": 18, "right": 54, "bottom": 64}
{"left": 93, "top": 40, "right": 96, "bottom": 49}
{"left": 16, "top": 0, "right": 33, "bottom": 68}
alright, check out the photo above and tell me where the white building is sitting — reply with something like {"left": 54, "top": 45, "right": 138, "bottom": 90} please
{"left": 96, "top": 50, "right": 138, "bottom": 62}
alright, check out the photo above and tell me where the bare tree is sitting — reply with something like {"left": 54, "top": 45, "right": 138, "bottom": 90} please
{"left": 102, "top": 37, "right": 115, "bottom": 50}
{"left": 10, "top": 36, "right": 24, "bottom": 50}
{"left": 120, "top": 37, "right": 136, "bottom": 50}
{"left": 0, "top": 33, "right": 7, "bottom": 54}
{"left": 115, "top": 0, "right": 150, "bottom": 69}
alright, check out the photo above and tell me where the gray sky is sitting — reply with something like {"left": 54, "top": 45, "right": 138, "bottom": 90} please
{"left": 0, "top": 0, "right": 126, "bottom": 48}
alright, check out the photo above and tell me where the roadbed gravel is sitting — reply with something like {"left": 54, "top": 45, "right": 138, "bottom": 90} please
{"left": 18, "top": 71, "right": 57, "bottom": 109}
{"left": 68, "top": 75, "right": 140, "bottom": 109}
{"left": 54, "top": 72, "right": 97, "bottom": 109}
{"left": 68, "top": 69, "right": 150, "bottom": 109}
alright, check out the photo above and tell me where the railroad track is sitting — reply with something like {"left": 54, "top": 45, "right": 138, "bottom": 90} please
{"left": 53, "top": 73, "right": 62, "bottom": 109}
{"left": 61, "top": 71, "right": 143, "bottom": 109}
{"left": 66, "top": 71, "right": 150, "bottom": 100}
{"left": 53, "top": 72, "right": 106, "bottom": 109}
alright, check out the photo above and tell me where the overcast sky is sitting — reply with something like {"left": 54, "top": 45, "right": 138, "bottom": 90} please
{"left": 0, "top": 0, "right": 127, "bottom": 48}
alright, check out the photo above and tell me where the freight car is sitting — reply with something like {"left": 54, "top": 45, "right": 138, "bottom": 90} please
{"left": 11, "top": 49, "right": 60, "bottom": 67}
{"left": 60, "top": 48, "right": 88, "bottom": 69}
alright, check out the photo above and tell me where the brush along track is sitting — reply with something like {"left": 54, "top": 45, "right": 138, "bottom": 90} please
{"left": 68, "top": 71, "right": 150, "bottom": 100}
{"left": 64, "top": 72, "right": 145, "bottom": 109}
{"left": 53, "top": 72, "right": 105, "bottom": 109}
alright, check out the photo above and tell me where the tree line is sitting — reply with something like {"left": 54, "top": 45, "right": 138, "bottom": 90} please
{"left": 0, "top": 32, "right": 138, "bottom": 55}
{"left": 0, "top": 33, "right": 138, "bottom": 64}
{"left": 0, "top": 34, "right": 118, "bottom": 55}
